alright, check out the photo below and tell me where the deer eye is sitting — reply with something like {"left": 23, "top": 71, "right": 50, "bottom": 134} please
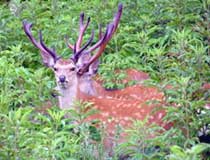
{"left": 53, "top": 67, "right": 58, "bottom": 71}
{"left": 70, "top": 67, "right": 75, "bottom": 71}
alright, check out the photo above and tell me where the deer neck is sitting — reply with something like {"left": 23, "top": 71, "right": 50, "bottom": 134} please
{"left": 56, "top": 74, "right": 99, "bottom": 109}
{"left": 78, "top": 74, "right": 97, "bottom": 96}
{"left": 57, "top": 78, "right": 79, "bottom": 110}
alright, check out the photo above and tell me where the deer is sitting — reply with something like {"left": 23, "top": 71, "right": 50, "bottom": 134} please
{"left": 23, "top": 3, "right": 173, "bottom": 155}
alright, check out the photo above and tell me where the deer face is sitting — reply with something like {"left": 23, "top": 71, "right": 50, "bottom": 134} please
{"left": 52, "top": 59, "right": 77, "bottom": 89}
{"left": 23, "top": 3, "right": 123, "bottom": 93}
{"left": 47, "top": 52, "right": 100, "bottom": 91}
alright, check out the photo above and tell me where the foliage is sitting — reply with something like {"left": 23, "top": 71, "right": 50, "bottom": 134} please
{"left": 0, "top": 0, "right": 209, "bottom": 159}
{"left": 166, "top": 143, "right": 210, "bottom": 160}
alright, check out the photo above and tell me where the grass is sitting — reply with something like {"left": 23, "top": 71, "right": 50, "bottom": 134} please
{"left": 0, "top": 0, "right": 209, "bottom": 159}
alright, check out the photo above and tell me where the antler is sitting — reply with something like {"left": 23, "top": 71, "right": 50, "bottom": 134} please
{"left": 71, "top": 30, "right": 95, "bottom": 62}
{"left": 23, "top": 20, "right": 59, "bottom": 65}
{"left": 67, "top": 13, "right": 91, "bottom": 51}
{"left": 77, "top": 13, "right": 91, "bottom": 51}
{"left": 67, "top": 13, "right": 95, "bottom": 62}
{"left": 77, "top": 3, "right": 123, "bottom": 75}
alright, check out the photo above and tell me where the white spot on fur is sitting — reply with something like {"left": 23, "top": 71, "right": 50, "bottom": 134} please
{"left": 158, "top": 113, "right": 163, "bottom": 119}
{"left": 124, "top": 117, "right": 130, "bottom": 121}
{"left": 107, "top": 96, "right": 113, "bottom": 99}
{"left": 141, "top": 109, "right": 145, "bottom": 113}
{"left": 150, "top": 116, "right": 154, "bottom": 120}
{"left": 102, "top": 112, "right": 109, "bottom": 117}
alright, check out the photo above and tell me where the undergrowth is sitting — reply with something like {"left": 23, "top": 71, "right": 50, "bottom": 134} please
{"left": 0, "top": 0, "right": 209, "bottom": 159}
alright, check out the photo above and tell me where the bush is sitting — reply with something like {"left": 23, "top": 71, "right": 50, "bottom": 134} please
{"left": 0, "top": 0, "right": 209, "bottom": 159}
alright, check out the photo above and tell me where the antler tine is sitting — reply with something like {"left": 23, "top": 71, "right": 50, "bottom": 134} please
{"left": 77, "top": 3, "right": 123, "bottom": 75}
{"left": 112, "top": 3, "right": 123, "bottom": 34}
{"left": 23, "top": 20, "right": 42, "bottom": 49}
{"left": 65, "top": 35, "right": 74, "bottom": 50}
{"left": 78, "top": 24, "right": 113, "bottom": 74}
{"left": 83, "top": 25, "right": 109, "bottom": 54}
{"left": 73, "top": 43, "right": 77, "bottom": 54}
{"left": 76, "top": 13, "right": 91, "bottom": 52}
{"left": 88, "top": 24, "right": 114, "bottom": 63}
{"left": 66, "top": 13, "right": 91, "bottom": 52}
{"left": 78, "top": 29, "right": 94, "bottom": 53}
{"left": 39, "top": 30, "right": 58, "bottom": 60}
{"left": 97, "top": 3, "right": 122, "bottom": 41}
{"left": 71, "top": 29, "right": 94, "bottom": 62}
{"left": 23, "top": 20, "right": 58, "bottom": 62}
{"left": 85, "top": 3, "right": 122, "bottom": 55}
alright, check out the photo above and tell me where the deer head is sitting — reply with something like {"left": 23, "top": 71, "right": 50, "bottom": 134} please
{"left": 23, "top": 4, "right": 123, "bottom": 109}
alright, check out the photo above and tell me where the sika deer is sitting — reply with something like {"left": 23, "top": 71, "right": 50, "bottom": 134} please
{"left": 23, "top": 3, "right": 171, "bottom": 153}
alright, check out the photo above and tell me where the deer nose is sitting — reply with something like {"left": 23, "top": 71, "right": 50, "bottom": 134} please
{"left": 59, "top": 75, "right": 66, "bottom": 83}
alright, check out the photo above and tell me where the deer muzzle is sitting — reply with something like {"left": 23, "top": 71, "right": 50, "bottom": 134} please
{"left": 59, "top": 75, "right": 66, "bottom": 83}
{"left": 58, "top": 75, "right": 68, "bottom": 89}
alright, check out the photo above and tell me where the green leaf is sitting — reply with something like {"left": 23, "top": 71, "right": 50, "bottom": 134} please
{"left": 188, "top": 143, "right": 210, "bottom": 155}
{"left": 170, "top": 145, "right": 186, "bottom": 157}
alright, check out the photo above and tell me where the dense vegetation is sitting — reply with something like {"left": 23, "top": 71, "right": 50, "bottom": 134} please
{"left": 0, "top": 0, "right": 209, "bottom": 159}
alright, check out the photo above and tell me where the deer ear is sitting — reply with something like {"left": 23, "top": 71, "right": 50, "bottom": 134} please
{"left": 40, "top": 50, "right": 56, "bottom": 67}
{"left": 89, "top": 59, "right": 100, "bottom": 75}
{"left": 76, "top": 52, "right": 99, "bottom": 76}
{"left": 77, "top": 52, "right": 91, "bottom": 65}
